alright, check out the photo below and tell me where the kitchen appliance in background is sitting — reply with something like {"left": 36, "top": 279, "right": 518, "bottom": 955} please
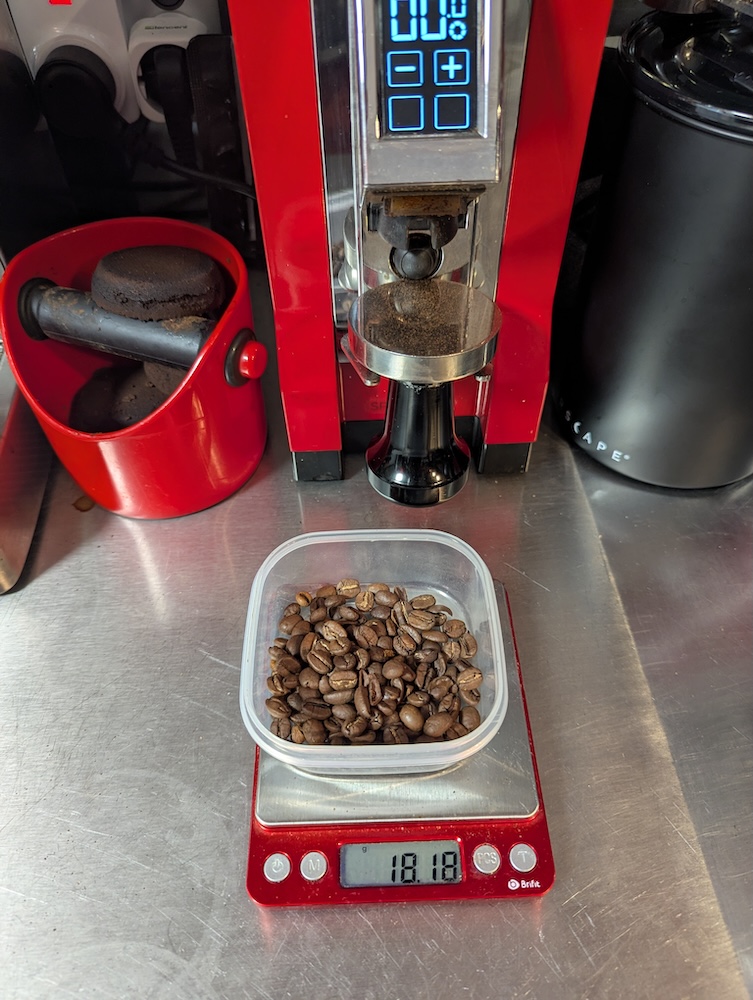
{"left": 552, "top": 4, "right": 753, "bottom": 490}
{"left": 0, "top": 0, "right": 78, "bottom": 261}
{"left": 225, "top": 0, "right": 612, "bottom": 502}
{"left": 3, "top": 0, "right": 255, "bottom": 256}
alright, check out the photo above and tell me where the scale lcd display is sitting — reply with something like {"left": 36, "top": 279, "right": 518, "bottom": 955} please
{"left": 340, "top": 840, "right": 463, "bottom": 887}
{"left": 378, "top": 0, "right": 478, "bottom": 136}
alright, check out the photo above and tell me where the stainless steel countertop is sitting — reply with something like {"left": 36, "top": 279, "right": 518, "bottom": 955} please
{"left": 2, "top": 275, "right": 751, "bottom": 999}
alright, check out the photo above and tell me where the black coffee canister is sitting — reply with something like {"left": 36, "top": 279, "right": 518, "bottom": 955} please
{"left": 553, "top": 11, "right": 753, "bottom": 489}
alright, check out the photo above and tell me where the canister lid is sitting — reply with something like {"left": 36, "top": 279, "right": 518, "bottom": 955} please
{"left": 620, "top": 11, "right": 753, "bottom": 139}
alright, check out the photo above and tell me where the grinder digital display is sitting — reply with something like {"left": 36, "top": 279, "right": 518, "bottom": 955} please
{"left": 379, "top": 0, "right": 478, "bottom": 135}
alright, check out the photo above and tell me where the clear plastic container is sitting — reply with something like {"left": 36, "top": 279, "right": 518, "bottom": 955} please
{"left": 240, "top": 529, "right": 508, "bottom": 775}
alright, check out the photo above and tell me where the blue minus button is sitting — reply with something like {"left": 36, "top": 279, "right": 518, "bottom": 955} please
{"left": 387, "top": 51, "right": 423, "bottom": 88}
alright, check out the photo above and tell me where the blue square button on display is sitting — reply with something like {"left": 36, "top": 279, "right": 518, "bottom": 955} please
{"left": 387, "top": 51, "right": 423, "bottom": 88}
{"left": 388, "top": 95, "right": 424, "bottom": 132}
{"left": 434, "top": 93, "right": 470, "bottom": 130}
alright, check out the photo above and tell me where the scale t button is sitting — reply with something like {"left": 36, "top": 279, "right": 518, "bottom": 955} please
{"left": 263, "top": 852, "right": 291, "bottom": 883}
{"left": 509, "top": 843, "right": 538, "bottom": 873}
{"left": 300, "top": 851, "right": 328, "bottom": 882}
{"left": 473, "top": 844, "right": 501, "bottom": 875}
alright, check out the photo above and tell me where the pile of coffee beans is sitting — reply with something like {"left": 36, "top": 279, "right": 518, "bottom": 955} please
{"left": 265, "top": 580, "right": 485, "bottom": 746}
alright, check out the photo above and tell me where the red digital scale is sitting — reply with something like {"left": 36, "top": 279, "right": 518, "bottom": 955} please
{"left": 246, "top": 593, "right": 554, "bottom": 906}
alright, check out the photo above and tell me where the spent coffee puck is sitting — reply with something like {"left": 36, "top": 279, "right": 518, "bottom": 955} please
{"left": 90, "top": 244, "right": 225, "bottom": 321}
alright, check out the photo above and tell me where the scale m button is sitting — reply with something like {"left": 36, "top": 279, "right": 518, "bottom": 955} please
{"left": 300, "top": 851, "right": 328, "bottom": 882}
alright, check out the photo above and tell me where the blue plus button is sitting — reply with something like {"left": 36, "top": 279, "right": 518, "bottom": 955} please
{"left": 387, "top": 51, "right": 423, "bottom": 88}
{"left": 434, "top": 49, "right": 470, "bottom": 86}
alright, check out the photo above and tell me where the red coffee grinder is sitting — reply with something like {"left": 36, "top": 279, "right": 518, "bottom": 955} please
{"left": 226, "top": 0, "right": 611, "bottom": 504}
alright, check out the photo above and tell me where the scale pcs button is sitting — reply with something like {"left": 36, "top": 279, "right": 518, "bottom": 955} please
{"left": 263, "top": 853, "right": 291, "bottom": 883}
{"left": 300, "top": 851, "right": 328, "bottom": 882}
{"left": 509, "top": 843, "right": 538, "bottom": 873}
{"left": 472, "top": 844, "right": 501, "bottom": 875}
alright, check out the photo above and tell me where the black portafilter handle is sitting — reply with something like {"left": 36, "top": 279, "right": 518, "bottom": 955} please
{"left": 366, "top": 380, "right": 470, "bottom": 505}
{"left": 18, "top": 278, "right": 215, "bottom": 369}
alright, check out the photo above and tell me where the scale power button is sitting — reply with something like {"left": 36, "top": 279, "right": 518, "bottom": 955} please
{"left": 263, "top": 853, "right": 291, "bottom": 883}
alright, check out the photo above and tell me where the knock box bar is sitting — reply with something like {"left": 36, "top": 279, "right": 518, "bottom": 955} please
{"left": 18, "top": 279, "right": 215, "bottom": 369}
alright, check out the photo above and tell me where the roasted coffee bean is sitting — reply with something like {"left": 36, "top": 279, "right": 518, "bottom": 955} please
{"left": 446, "top": 722, "right": 469, "bottom": 740}
{"left": 399, "top": 704, "right": 424, "bottom": 733}
{"left": 383, "top": 725, "right": 410, "bottom": 744}
{"left": 298, "top": 687, "right": 322, "bottom": 702}
{"left": 301, "top": 719, "right": 327, "bottom": 744}
{"left": 411, "top": 594, "right": 436, "bottom": 610}
{"left": 429, "top": 676, "right": 454, "bottom": 701}
{"left": 461, "top": 706, "right": 481, "bottom": 731}
{"left": 369, "top": 710, "right": 384, "bottom": 730}
{"left": 352, "top": 648, "right": 369, "bottom": 671}
{"left": 316, "top": 584, "right": 337, "bottom": 598}
{"left": 355, "top": 590, "right": 374, "bottom": 612}
{"left": 393, "top": 632, "right": 417, "bottom": 657}
{"left": 301, "top": 702, "right": 332, "bottom": 721}
{"left": 299, "top": 632, "right": 317, "bottom": 659}
{"left": 349, "top": 731, "right": 377, "bottom": 744}
{"left": 457, "top": 666, "right": 483, "bottom": 690}
{"left": 285, "top": 633, "right": 305, "bottom": 657}
{"left": 290, "top": 620, "right": 312, "bottom": 635}
{"left": 307, "top": 649, "right": 333, "bottom": 674}
{"left": 322, "top": 689, "right": 354, "bottom": 705}
{"left": 342, "top": 716, "right": 367, "bottom": 738}
{"left": 460, "top": 633, "right": 478, "bottom": 658}
{"left": 336, "top": 578, "right": 360, "bottom": 598}
{"left": 374, "top": 589, "right": 398, "bottom": 607}
{"left": 278, "top": 613, "right": 303, "bottom": 635}
{"left": 320, "top": 620, "right": 348, "bottom": 642}
{"left": 336, "top": 605, "right": 360, "bottom": 622}
{"left": 407, "top": 609, "right": 436, "bottom": 631}
{"left": 442, "top": 639, "right": 462, "bottom": 662}
{"left": 330, "top": 669, "right": 358, "bottom": 691}
{"left": 460, "top": 687, "right": 481, "bottom": 707}
{"left": 295, "top": 591, "right": 312, "bottom": 607}
{"left": 443, "top": 619, "right": 466, "bottom": 639}
{"left": 298, "top": 666, "right": 321, "bottom": 689}
{"left": 265, "top": 696, "right": 291, "bottom": 719}
{"left": 354, "top": 686, "right": 371, "bottom": 718}
{"left": 382, "top": 658, "right": 405, "bottom": 680}
{"left": 354, "top": 624, "right": 379, "bottom": 649}
{"left": 274, "top": 654, "right": 302, "bottom": 675}
{"left": 267, "top": 675, "right": 285, "bottom": 695}
{"left": 332, "top": 703, "right": 357, "bottom": 723}
{"left": 423, "top": 712, "right": 454, "bottom": 738}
